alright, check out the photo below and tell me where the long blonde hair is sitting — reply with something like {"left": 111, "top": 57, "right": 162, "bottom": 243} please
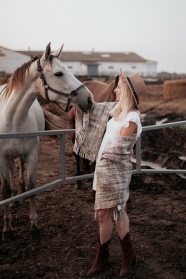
{"left": 110, "top": 76, "right": 138, "bottom": 121}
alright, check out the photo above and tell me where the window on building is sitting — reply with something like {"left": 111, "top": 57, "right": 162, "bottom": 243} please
{"left": 108, "top": 66, "right": 114, "bottom": 69}
{"left": 68, "top": 66, "right": 73, "bottom": 69}
{"left": 131, "top": 66, "right": 136, "bottom": 69}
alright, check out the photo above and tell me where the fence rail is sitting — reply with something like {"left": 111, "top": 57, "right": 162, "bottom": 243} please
{"left": 0, "top": 120, "right": 186, "bottom": 207}
{"left": 135, "top": 120, "right": 186, "bottom": 174}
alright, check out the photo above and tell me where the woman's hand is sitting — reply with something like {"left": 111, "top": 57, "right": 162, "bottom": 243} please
{"left": 120, "top": 121, "right": 137, "bottom": 137}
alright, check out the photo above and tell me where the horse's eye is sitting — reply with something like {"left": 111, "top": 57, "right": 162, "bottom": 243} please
{"left": 55, "top": 72, "right": 63, "bottom": 77}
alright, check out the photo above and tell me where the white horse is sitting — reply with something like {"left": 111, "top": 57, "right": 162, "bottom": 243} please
{"left": 0, "top": 42, "right": 93, "bottom": 241}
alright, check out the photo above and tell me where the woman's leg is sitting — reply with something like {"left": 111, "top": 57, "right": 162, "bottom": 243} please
{"left": 115, "top": 209, "right": 129, "bottom": 239}
{"left": 115, "top": 209, "right": 136, "bottom": 277}
{"left": 98, "top": 208, "right": 113, "bottom": 244}
{"left": 87, "top": 209, "right": 113, "bottom": 276}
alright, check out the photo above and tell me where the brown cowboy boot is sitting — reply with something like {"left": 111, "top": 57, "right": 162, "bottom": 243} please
{"left": 119, "top": 232, "right": 137, "bottom": 277}
{"left": 87, "top": 239, "right": 110, "bottom": 277}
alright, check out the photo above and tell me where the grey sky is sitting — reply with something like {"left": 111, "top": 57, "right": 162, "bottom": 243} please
{"left": 1, "top": 0, "right": 186, "bottom": 73}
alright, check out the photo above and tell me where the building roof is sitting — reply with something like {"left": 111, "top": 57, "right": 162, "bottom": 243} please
{"left": 0, "top": 45, "right": 31, "bottom": 58}
{"left": 17, "top": 50, "right": 148, "bottom": 63}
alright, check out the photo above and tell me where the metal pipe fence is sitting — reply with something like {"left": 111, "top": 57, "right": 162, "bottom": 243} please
{"left": 135, "top": 120, "right": 186, "bottom": 174}
{"left": 0, "top": 120, "right": 186, "bottom": 207}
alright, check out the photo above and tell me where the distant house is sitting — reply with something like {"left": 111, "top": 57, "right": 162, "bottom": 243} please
{"left": 59, "top": 51, "right": 157, "bottom": 78}
{"left": 0, "top": 46, "right": 157, "bottom": 78}
{"left": 19, "top": 50, "right": 157, "bottom": 78}
{"left": 0, "top": 46, "right": 30, "bottom": 75}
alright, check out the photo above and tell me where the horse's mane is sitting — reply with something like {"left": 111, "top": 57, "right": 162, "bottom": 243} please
{"left": 2, "top": 55, "right": 41, "bottom": 100}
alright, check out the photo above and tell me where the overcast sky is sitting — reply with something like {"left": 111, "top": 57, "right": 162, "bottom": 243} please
{"left": 1, "top": 0, "right": 186, "bottom": 73}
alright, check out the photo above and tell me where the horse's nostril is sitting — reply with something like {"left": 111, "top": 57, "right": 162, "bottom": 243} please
{"left": 88, "top": 96, "right": 93, "bottom": 104}
{"left": 87, "top": 97, "right": 93, "bottom": 108}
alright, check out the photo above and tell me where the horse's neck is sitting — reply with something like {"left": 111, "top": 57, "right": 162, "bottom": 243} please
{"left": 107, "top": 80, "right": 115, "bottom": 101}
{"left": 97, "top": 80, "right": 115, "bottom": 102}
{"left": 2, "top": 63, "right": 39, "bottom": 127}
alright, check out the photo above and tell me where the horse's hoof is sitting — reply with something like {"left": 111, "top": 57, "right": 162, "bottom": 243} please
{"left": 74, "top": 181, "right": 83, "bottom": 190}
{"left": 30, "top": 229, "right": 41, "bottom": 240}
{"left": 79, "top": 268, "right": 87, "bottom": 277}
{"left": 2, "top": 230, "right": 14, "bottom": 242}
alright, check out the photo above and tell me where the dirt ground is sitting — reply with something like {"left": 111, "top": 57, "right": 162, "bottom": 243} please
{"left": 0, "top": 83, "right": 186, "bottom": 279}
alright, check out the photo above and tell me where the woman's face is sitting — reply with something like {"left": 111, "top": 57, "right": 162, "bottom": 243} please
{"left": 114, "top": 79, "right": 122, "bottom": 101}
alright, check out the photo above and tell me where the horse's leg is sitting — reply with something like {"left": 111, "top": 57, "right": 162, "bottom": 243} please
{"left": 9, "top": 159, "right": 20, "bottom": 207}
{"left": 126, "top": 196, "right": 135, "bottom": 210}
{"left": 25, "top": 147, "right": 40, "bottom": 240}
{"left": 18, "top": 157, "right": 26, "bottom": 193}
{"left": 83, "top": 158, "right": 90, "bottom": 173}
{"left": 69, "top": 113, "right": 83, "bottom": 189}
{"left": 0, "top": 158, "right": 14, "bottom": 241}
{"left": 74, "top": 153, "right": 83, "bottom": 189}
{"left": 71, "top": 132, "right": 83, "bottom": 189}
{"left": 9, "top": 159, "right": 17, "bottom": 196}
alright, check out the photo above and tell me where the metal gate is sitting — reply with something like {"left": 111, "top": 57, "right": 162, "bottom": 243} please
{"left": 0, "top": 120, "right": 186, "bottom": 207}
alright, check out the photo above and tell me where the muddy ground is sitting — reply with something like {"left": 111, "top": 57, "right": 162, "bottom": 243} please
{"left": 0, "top": 83, "right": 186, "bottom": 279}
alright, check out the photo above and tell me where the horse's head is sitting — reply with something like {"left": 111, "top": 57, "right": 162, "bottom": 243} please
{"left": 37, "top": 43, "right": 93, "bottom": 112}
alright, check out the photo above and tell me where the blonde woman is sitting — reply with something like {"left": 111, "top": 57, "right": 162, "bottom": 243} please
{"left": 87, "top": 71, "right": 146, "bottom": 277}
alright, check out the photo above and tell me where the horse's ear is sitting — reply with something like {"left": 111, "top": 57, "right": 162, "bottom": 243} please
{"left": 58, "top": 44, "right": 64, "bottom": 61}
{"left": 52, "top": 44, "right": 64, "bottom": 61}
{"left": 43, "top": 42, "right": 51, "bottom": 60}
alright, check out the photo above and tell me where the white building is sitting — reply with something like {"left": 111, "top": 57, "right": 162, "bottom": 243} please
{"left": 0, "top": 46, "right": 157, "bottom": 78}
{"left": 58, "top": 51, "right": 157, "bottom": 78}
{"left": 0, "top": 46, "right": 30, "bottom": 75}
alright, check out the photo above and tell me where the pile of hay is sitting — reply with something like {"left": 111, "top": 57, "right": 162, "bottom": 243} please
{"left": 163, "top": 79, "right": 186, "bottom": 99}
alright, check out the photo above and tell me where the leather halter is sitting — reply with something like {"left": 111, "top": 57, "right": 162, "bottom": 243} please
{"left": 37, "top": 58, "right": 85, "bottom": 112}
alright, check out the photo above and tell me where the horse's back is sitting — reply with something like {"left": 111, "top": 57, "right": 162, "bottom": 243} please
{"left": 83, "top": 79, "right": 115, "bottom": 102}
{"left": 83, "top": 80, "right": 107, "bottom": 92}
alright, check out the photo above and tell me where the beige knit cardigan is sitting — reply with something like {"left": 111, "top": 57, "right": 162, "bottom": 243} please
{"left": 73, "top": 102, "right": 116, "bottom": 162}
{"left": 94, "top": 135, "right": 137, "bottom": 223}
{"left": 73, "top": 102, "right": 137, "bottom": 224}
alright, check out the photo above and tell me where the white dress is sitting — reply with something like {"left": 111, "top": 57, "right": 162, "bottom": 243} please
{"left": 92, "top": 111, "right": 142, "bottom": 191}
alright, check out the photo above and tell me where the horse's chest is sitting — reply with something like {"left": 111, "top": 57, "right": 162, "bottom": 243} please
{"left": 0, "top": 137, "right": 38, "bottom": 158}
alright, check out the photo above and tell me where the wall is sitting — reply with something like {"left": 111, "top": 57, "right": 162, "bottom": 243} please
{"left": 0, "top": 47, "right": 30, "bottom": 74}
{"left": 63, "top": 60, "right": 157, "bottom": 77}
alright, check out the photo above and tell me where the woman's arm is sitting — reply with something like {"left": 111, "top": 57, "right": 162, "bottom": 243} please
{"left": 120, "top": 121, "right": 137, "bottom": 137}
